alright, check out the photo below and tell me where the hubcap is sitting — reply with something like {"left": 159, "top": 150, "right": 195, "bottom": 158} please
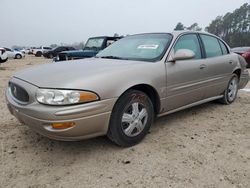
{"left": 121, "top": 102, "right": 148, "bottom": 137}
{"left": 227, "top": 77, "right": 238, "bottom": 102}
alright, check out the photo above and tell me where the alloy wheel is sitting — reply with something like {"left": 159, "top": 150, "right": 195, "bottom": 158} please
{"left": 121, "top": 102, "right": 148, "bottom": 137}
{"left": 227, "top": 77, "right": 238, "bottom": 102}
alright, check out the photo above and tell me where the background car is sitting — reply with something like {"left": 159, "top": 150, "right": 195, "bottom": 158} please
{"left": 14, "top": 48, "right": 26, "bottom": 54}
{"left": 33, "top": 46, "right": 52, "bottom": 57}
{"left": 43, "top": 46, "right": 76, "bottom": 58}
{"left": 0, "top": 48, "right": 8, "bottom": 63}
{"left": 27, "top": 47, "right": 37, "bottom": 55}
{"left": 231, "top": 47, "right": 250, "bottom": 68}
{"left": 4, "top": 47, "right": 25, "bottom": 59}
{"left": 55, "top": 36, "right": 121, "bottom": 61}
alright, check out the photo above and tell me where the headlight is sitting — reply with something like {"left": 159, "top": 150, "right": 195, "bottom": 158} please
{"left": 36, "top": 89, "right": 99, "bottom": 105}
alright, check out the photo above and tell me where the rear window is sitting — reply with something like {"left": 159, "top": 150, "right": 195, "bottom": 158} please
{"left": 200, "top": 35, "right": 222, "bottom": 58}
{"left": 218, "top": 40, "right": 229, "bottom": 55}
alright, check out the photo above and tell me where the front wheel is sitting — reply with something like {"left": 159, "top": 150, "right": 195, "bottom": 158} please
{"left": 0, "top": 57, "right": 8, "bottom": 63}
{"left": 219, "top": 74, "right": 239, "bottom": 104}
{"left": 107, "top": 90, "right": 154, "bottom": 147}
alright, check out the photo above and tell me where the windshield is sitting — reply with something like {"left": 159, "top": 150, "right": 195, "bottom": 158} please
{"left": 96, "top": 33, "right": 172, "bottom": 62}
{"left": 85, "top": 38, "right": 105, "bottom": 49}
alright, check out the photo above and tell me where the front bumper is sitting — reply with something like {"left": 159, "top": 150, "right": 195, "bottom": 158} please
{"left": 6, "top": 77, "right": 117, "bottom": 141}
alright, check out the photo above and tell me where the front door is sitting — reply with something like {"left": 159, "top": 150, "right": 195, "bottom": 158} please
{"left": 165, "top": 33, "right": 207, "bottom": 111}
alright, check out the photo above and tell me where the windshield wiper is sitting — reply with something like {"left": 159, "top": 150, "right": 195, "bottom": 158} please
{"left": 98, "top": 56, "right": 127, "bottom": 60}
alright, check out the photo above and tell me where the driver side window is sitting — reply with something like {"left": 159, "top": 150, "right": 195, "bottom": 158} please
{"left": 174, "top": 34, "right": 202, "bottom": 59}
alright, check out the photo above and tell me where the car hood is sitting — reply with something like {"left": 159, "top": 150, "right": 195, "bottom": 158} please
{"left": 13, "top": 58, "right": 148, "bottom": 89}
{"left": 61, "top": 50, "right": 82, "bottom": 54}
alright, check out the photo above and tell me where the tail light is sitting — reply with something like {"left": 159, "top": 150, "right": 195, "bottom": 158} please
{"left": 242, "top": 52, "right": 250, "bottom": 58}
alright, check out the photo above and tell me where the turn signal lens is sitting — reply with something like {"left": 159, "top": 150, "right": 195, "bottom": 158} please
{"left": 51, "top": 122, "right": 75, "bottom": 129}
{"left": 79, "top": 91, "right": 99, "bottom": 102}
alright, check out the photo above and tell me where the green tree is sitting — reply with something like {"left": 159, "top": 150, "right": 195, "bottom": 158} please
{"left": 174, "top": 22, "right": 185, "bottom": 30}
{"left": 206, "top": 3, "right": 250, "bottom": 47}
{"left": 186, "top": 23, "right": 202, "bottom": 31}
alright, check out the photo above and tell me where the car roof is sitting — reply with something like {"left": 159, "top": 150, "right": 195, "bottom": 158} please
{"left": 123, "top": 31, "right": 217, "bottom": 38}
{"left": 88, "top": 36, "right": 122, "bottom": 40}
{"left": 126, "top": 31, "right": 227, "bottom": 44}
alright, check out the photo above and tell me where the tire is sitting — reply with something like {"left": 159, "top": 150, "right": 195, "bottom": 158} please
{"left": 49, "top": 54, "right": 53, "bottom": 59}
{"left": 1, "top": 58, "right": 8, "bottom": 63}
{"left": 15, "top": 54, "right": 22, "bottom": 59}
{"left": 218, "top": 74, "right": 239, "bottom": 104}
{"left": 0, "top": 57, "right": 7, "bottom": 63}
{"left": 107, "top": 90, "right": 154, "bottom": 147}
{"left": 35, "top": 51, "right": 42, "bottom": 57}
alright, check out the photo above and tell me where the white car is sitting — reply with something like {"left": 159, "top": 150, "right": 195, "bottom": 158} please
{"left": 5, "top": 48, "right": 25, "bottom": 59}
{"left": 33, "top": 46, "right": 52, "bottom": 57}
{"left": 0, "top": 48, "right": 8, "bottom": 63}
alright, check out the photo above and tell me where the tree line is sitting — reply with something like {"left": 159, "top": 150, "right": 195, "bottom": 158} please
{"left": 174, "top": 3, "right": 250, "bottom": 47}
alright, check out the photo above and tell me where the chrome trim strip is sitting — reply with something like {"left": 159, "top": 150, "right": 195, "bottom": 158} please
{"left": 157, "top": 95, "right": 223, "bottom": 117}
{"left": 169, "top": 76, "right": 226, "bottom": 92}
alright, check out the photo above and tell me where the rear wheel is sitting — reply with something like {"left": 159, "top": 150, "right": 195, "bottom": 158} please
{"left": 15, "top": 54, "right": 22, "bottom": 59}
{"left": 49, "top": 54, "right": 53, "bottom": 59}
{"left": 219, "top": 74, "right": 239, "bottom": 104}
{"left": 35, "top": 51, "right": 42, "bottom": 57}
{"left": 107, "top": 90, "right": 154, "bottom": 147}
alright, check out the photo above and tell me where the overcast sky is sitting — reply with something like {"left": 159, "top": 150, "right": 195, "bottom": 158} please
{"left": 0, "top": 0, "right": 249, "bottom": 47}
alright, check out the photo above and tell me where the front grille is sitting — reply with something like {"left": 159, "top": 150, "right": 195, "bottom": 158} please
{"left": 9, "top": 82, "right": 29, "bottom": 103}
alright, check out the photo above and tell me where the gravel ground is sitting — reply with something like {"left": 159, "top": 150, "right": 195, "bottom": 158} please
{"left": 0, "top": 56, "right": 250, "bottom": 188}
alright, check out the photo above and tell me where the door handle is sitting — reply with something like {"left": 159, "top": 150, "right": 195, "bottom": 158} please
{"left": 229, "top": 61, "right": 233, "bottom": 64}
{"left": 200, "top": 64, "right": 207, "bottom": 69}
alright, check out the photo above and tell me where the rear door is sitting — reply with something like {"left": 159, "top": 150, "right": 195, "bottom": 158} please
{"left": 199, "top": 34, "right": 234, "bottom": 99}
{"left": 165, "top": 33, "right": 207, "bottom": 111}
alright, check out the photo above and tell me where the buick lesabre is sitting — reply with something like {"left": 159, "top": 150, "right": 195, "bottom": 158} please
{"left": 6, "top": 31, "right": 249, "bottom": 146}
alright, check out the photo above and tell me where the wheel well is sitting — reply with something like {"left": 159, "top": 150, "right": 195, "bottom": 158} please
{"left": 125, "top": 84, "right": 161, "bottom": 114}
{"left": 233, "top": 69, "right": 241, "bottom": 79}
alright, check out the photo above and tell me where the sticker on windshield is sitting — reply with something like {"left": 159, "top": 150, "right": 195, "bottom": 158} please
{"left": 137, "top": 44, "right": 159, "bottom": 49}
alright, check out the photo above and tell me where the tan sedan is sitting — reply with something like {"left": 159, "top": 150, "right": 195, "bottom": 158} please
{"left": 6, "top": 31, "right": 249, "bottom": 147}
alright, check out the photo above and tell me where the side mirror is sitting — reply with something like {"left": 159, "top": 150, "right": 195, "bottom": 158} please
{"left": 172, "top": 49, "right": 195, "bottom": 61}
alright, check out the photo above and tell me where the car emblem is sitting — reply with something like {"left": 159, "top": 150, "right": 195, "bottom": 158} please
{"left": 13, "top": 86, "right": 17, "bottom": 96}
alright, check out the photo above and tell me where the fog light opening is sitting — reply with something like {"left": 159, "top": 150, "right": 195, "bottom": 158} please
{"left": 51, "top": 122, "right": 75, "bottom": 129}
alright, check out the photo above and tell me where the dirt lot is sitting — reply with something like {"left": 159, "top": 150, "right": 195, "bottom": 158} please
{"left": 0, "top": 56, "right": 250, "bottom": 188}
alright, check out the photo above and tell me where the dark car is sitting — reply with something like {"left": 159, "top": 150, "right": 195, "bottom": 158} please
{"left": 55, "top": 36, "right": 122, "bottom": 61}
{"left": 232, "top": 47, "right": 250, "bottom": 68}
{"left": 43, "top": 46, "right": 76, "bottom": 59}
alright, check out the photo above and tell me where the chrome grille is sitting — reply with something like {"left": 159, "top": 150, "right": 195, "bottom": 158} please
{"left": 9, "top": 82, "right": 29, "bottom": 103}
